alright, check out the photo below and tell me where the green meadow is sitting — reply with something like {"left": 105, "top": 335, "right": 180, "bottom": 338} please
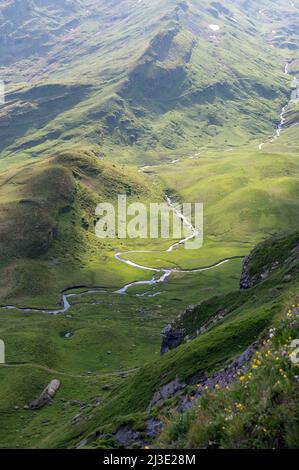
{"left": 0, "top": 0, "right": 298, "bottom": 450}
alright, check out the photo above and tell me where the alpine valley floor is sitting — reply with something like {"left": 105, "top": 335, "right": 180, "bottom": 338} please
{"left": 0, "top": 0, "right": 298, "bottom": 449}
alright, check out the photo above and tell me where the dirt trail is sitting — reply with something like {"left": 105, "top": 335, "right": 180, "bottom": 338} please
{"left": 0, "top": 362, "right": 139, "bottom": 379}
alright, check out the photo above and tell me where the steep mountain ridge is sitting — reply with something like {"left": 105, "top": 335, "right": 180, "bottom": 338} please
{"left": 0, "top": 0, "right": 297, "bottom": 165}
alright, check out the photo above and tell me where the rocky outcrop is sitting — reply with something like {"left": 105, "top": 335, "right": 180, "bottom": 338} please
{"left": 160, "top": 237, "right": 299, "bottom": 357}
{"left": 113, "top": 419, "right": 162, "bottom": 448}
{"left": 112, "top": 343, "right": 258, "bottom": 448}
{"left": 160, "top": 324, "right": 186, "bottom": 355}
{"left": 145, "top": 418, "right": 162, "bottom": 438}
{"left": 149, "top": 343, "right": 258, "bottom": 416}
{"left": 239, "top": 255, "right": 273, "bottom": 289}
{"left": 240, "top": 233, "right": 299, "bottom": 290}
{"left": 148, "top": 377, "right": 186, "bottom": 411}
{"left": 29, "top": 379, "right": 60, "bottom": 410}
{"left": 160, "top": 302, "right": 235, "bottom": 356}
{"left": 239, "top": 255, "right": 255, "bottom": 289}
{"left": 114, "top": 424, "right": 140, "bottom": 447}
{"left": 178, "top": 342, "right": 257, "bottom": 412}
{"left": 194, "top": 308, "right": 229, "bottom": 336}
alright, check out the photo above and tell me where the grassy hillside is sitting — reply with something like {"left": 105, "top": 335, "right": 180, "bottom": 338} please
{"left": 1, "top": 143, "right": 299, "bottom": 307}
{"left": 158, "top": 300, "right": 299, "bottom": 449}
{"left": 0, "top": 149, "right": 163, "bottom": 307}
{"left": 0, "top": 0, "right": 298, "bottom": 451}
{"left": 0, "top": 0, "right": 297, "bottom": 166}
{"left": 157, "top": 233, "right": 299, "bottom": 448}
{"left": 125, "top": 148, "right": 299, "bottom": 273}
{"left": 25, "top": 230, "right": 297, "bottom": 449}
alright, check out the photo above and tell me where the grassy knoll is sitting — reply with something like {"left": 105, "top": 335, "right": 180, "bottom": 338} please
{"left": 0, "top": 149, "right": 164, "bottom": 307}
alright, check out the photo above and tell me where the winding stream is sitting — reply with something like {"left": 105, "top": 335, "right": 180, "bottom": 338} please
{"left": 0, "top": 196, "right": 243, "bottom": 314}
{"left": 259, "top": 61, "right": 299, "bottom": 150}
{"left": 2, "top": 19, "right": 298, "bottom": 314}
{"left": 7, "top": 70, "right": 298, "bottom": 313}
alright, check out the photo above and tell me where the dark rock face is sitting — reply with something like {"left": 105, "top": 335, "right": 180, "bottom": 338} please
{"left": 114, "top": 424, "right": 140, "bottom": 447}
{"left": 239, "top": 255, "right": 254, "bottom": 289}
{"left": 211, "top": 1, "right": 231, "bottom": 15}
{"left": 148, "top": 377, "right": 186, "bottom": 410}
{"left": 240, "top": 238, "right": 299, "bottom": 290}
{"left": 239, "top": 255, "right": 272, "bottom": 289}
{"left": 177, "top": 1, "right": 189, "bottom": 12}
{"left": 178, "top": 342, "right": 258, "bottom": 412}
{"left": 145, "top": 418, "right": 162, "bottom": 438}
{"left": 160, "top": 324, "right": 186, "bottom": 355}
{"left": 113, "top": 419, "right": 162, "bottom": 448}
{"left": 148, "top": 342, "right": 258, "bottom": 415}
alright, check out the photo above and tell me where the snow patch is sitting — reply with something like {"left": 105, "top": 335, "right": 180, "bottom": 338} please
{"left": 209, "top": 24, "right": 220, "bottom": 32}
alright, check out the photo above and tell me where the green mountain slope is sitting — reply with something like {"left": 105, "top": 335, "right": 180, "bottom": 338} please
{"left": 0, "top": 0, "right": 298, "bottom": 166}
{"left": 33, "top": 230, "right": 299, "bottom": 449}
{"left": 0, "top": 150, "right": 162, "bottom": 307}
{"left": 0, "top": 0, "right": 298, "bottom": 451}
